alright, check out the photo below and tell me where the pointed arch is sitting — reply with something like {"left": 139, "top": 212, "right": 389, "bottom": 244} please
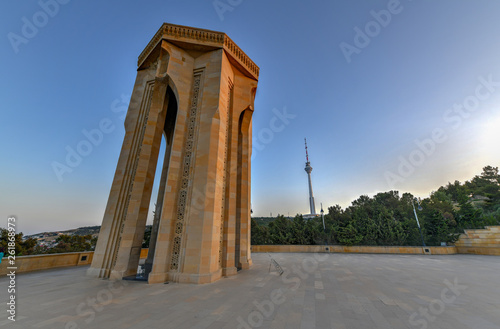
{"left": 235, "top": 108, "right": 253, "bottom": 269}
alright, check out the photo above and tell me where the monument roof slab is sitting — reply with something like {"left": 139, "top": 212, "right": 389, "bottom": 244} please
{"left": 138, "top": 23, "right": 259, "bottom": 80}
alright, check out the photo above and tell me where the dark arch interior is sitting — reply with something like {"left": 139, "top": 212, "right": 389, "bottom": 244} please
{"left": 143, "top": 86, "right": 178, "bottom": 278}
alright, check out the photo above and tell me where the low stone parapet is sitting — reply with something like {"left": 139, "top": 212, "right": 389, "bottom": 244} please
{"left": 0, "top": 251, "right": 93, "bottom": 276}
{"left": 251, "top": 245, "right": 457, "bottom": 254}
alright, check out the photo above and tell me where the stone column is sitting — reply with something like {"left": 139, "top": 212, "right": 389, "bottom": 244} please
{"left": 110, "top": 46, "right": 171, "bottom": 279}
{"left": 88, "top": 44, "right": 170, "bottom": 279}
{"left": 237, "top": 108, "right": 253, "bottom": 269}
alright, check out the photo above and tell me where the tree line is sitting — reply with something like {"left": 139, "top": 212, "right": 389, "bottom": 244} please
{"left": 252, "top": 166, "right": 500, "bottom": 246}
{"left": 2, "top": 166, "right": 499, "bottom": 255}
{"left": 0, "top": 231, "right": 97, "bottom": 256}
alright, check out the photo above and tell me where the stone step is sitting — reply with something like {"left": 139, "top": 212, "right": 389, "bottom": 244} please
{"left": 463, "top": 229, "right": 498, "bottom": 235}
{"left": 455, "top": 241, "right": 500, "bottom": 248}
{"left": 455, "top": 226, "right": 500, "bottom": 255}
{"left": 457, "top": 234, "right": 500, "bottom": 239}
{"left": 457, "top": 237, "right": 500, "bottom": 242}
{"left": 457, "top": 238, "right": 498, "bottom": 243}
{"left": 465, "top": 233, "right": 500, "bottom": 239}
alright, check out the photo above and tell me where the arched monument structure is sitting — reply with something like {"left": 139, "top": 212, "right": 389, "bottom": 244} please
{"left": 88, "top": 23, "right": 259, "bottom": 284}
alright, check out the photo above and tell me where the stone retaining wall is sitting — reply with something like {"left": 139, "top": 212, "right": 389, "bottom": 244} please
{"left": 0, "top": 251, "right": 93, "bottom": 276}
{"left": 251, "top": 245, "right": 457, "bottom": 254}
{"left": 455, "top": 226, "right": 500, "bottom": 255}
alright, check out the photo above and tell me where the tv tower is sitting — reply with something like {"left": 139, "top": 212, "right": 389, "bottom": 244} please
{"left": 304, "top": 138, "right": 316, "bottom": 215}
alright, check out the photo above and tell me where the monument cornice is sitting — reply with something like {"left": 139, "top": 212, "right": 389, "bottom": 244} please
{"left": 138, "top": 23, "right": 260, "bottom": 80}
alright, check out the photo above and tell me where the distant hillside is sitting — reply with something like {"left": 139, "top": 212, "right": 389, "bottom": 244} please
{"left": 72, "top": 226, "right": 101, "bottom": 236}
{"left": 25, "top": 225, "right": 101, "bottom": 240}
{"left": 25, "top": 225, "right": 158, "bottom": 241}
{"left": 252, "top": 217, "right": 286, "bottom": 227}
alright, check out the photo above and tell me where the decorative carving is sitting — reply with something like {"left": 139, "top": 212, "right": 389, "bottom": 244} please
{"left": 219, "top": 80, "right": 233, "bottom": 267}
{"left": 138, "top": 24, "right": 259, "bottom": 79}
{"left": 223, "top": 36, "right": 259, "bottom": 78}
{"left": 111, "top": 80, "right": 155, "bottom": 270}
{"left": 170, "top": 72, "right": 203, "bottom": 271}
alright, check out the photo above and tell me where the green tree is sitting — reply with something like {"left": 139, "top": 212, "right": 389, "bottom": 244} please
{"left": 401, "top": 218, "right": 422, "bottom": 246}
{"left": 457, "top": 200, "right": 483, "bottom": 229}
{"left": 267, "top": 215, "right": 292, "bottom": 244}
{"left": 337, "top": 223, "right": 362, "bottom": 246}
{"left": 440, "top": 180, "right": 468, "bottom": 203}
{"left": 473, "top": 166, "right": 500, "bottom": 211}
{"left": 290, "top": 215, "right": 308, "bottom": 244}
{"left": 142, "top": 226, "right": 152, "bottom": 248}
{"left": 351, "top": 208, "right": 377, "bottom": 245}
{"left": 375, "top": 210, "right": 407, "bottom": 246}
{"left": 424, "top": 211, "right": 459, "bottom": 246}
{"left": 47, "top": 234, "right": 96, "bottom": 254}
{"left": 251, "top": 219, "right": 269, "bottom": 245}
{"left": 0, "top": 228, "right": 37, "bottom": 256}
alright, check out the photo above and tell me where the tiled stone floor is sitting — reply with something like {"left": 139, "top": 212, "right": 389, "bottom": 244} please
{"left": 0, "top": 253, "right": 499, "bottom": 328}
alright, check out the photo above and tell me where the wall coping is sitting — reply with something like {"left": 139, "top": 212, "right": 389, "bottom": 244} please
{"left": 1, "top": 251, "right": 94, "bottom": 260}
{"left": 0, "top": 251, "right": 95, "bottom": 276}
{"left": 251, "top": 245, "right": 458, "bottom": 255}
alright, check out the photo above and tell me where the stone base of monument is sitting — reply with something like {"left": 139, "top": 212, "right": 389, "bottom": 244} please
{"left": 122, "top": 264, "right": 148, "bottom": 281}
{"left": 222, "top": 266, "right": 237, "bottom": 276}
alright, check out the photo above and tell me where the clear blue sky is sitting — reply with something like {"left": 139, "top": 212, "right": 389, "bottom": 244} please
{"left": 1, "top": 0, "right": 500, "bottom": 235}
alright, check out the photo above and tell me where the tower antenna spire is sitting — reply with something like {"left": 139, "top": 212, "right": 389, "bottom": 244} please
{"left": 304, "top": 138, "right": 309, "bottom": 162}
{"left": 304, "top": 138, "right": 316, "bottom": 215}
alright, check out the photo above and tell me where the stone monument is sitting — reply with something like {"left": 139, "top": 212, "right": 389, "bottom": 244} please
{"left": 88, "top": 23, "right": 259, "bottom": 284}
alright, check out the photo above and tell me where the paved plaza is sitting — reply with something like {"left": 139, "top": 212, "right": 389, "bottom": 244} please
{"left": 1, "top": 253, "right": 499, "bottom": 328}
